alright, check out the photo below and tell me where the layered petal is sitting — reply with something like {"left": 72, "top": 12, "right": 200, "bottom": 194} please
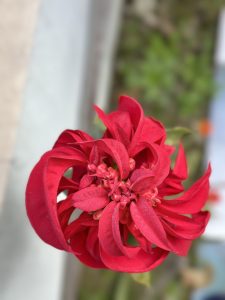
{"left": 161, "top": 164, "right": 211, "bottom": 214}
{"left": 98, "top": 202, "right": 123, "bottom": 256}
{"left": 95, "top": 139, "right": 130, "bottom": 179}
{"left": 26, "top": 147, "right": 87, "bottom": 250}
{"left": 71, "top": 186, "right": 109, "bottom": 212}
{"left": 131, "top": 143, "right": 170, "bottom": 193}
{"left": 130, "top": 198, "right": 171, "bottom": 251}
{"left": 112, "top": 204, "right": 140, "bottom": 258}
{"left": 100, "top": 246, "right": 168, "bottom": 273}
{"left": 94, "top": 105, "right": 132, "bottom": 146}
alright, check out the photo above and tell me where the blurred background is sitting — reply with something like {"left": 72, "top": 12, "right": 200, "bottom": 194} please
{"left": 1, "top": 0, "right": 225, "bottom": 299}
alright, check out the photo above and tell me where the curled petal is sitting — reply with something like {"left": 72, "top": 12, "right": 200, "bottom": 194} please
{"left": 119, "top": 95, "right": 144, "bottom": 130}
{"left": 100, "top": 246, "right": 168, "bottom": 273}
{"left": 64, "top": 212, "right": 97, "bottom": 240}
{"left": 54, "top": 129, "right": 93, "bottom": 148}
{"left": 158, "top": 207, "right": 210, "bottom": 239}
{"left": 119, "top": 95, "right": 144, "bottom": 156}
{"left": 161, "top": 164, "right": 211, "bottom": 214}
{"left": 66, "top": 214, "right": 105, "bottom": 268}
{"left": 26, "top": 147, "right": 87, "bottom": 251}
{"left": 166, "top": 237, "right": 192, "bottom": 256}
{"left": 58, "top": 176, "right": 79, "bottom": 193}
{"left": 72, "top": 186, "right": 109, "bottom": 212}
{"left": 57, "top": 196, "right": 74, "bottom": 230}
{"left": 94, "top": 105, "right": 132, "bottom": 147}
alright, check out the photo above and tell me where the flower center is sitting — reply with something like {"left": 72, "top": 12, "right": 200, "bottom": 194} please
{"left": 87, "top": 160, "right": 136, "bottom": 208}
{"left": 87, "top": 159, "right": 161, "bottom": 208}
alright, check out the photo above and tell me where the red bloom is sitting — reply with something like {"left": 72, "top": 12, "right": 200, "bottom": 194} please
{"left": 26, "top": 96, "right": 211, "bottom": 273}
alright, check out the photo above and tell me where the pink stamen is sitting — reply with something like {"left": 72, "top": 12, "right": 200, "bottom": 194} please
{"left": 87, "top": 163, "right": 96, "bottom": 173}
{"left": 93, "top": 209, "right": 103, "bottom": 220}
{"left": 129, "top": 158, "right": 136, "bottom": 171}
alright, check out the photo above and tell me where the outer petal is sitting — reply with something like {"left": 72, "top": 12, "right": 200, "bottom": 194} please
{"left": 58, "top": 176, "right": 79, "bottom": 193}
{"left": 71, "top": 186, "right": 109, "bottom": 212}
{"left": 100, "top": 246, "right": 168, "bottom": 273}
{"left": 166, "top": 237, "right": 192, "bottom": 256}
{"left": 71, "top": 230, "right": 105, "bottom": 269}
{"left": 158, "top": 145, "right": 187, "bottom": 196}
{"left": 119, "top": 95, "right": 144, "bottom": 156}
{"left": 66, "top": 214, "right": 105, "bottom": 269}
{"left": 94, "top": 105, "right": 132, "bottom": 146}
{"left": 26, "top": 147, "right": 87, "bottom": 250}
{"left": 158, "top": 207, "right": 210, "bottom": 239}
{"left": 141, "top": 117, "right": 166, "bottom": 144}
{"left": 54, "top": 129, "right": 93, "bottom": 148}
{"left": 161, "top": 164, "right": 211, "bottom": 214}
{"left": 172, "top": 144, "right": 188, "bottom": 180}
{"left": 130, "top": 198, "right": 171, "bottom": 251}
{"left": 119, "top": 95, "right": 144, "bottom": 130}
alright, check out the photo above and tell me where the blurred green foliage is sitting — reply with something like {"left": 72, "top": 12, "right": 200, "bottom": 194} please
{"left": 116, "top": 29, "right": 213, "bottom": 126}
{"left": 113, "top": 0, "right": 225, "bottom": 127}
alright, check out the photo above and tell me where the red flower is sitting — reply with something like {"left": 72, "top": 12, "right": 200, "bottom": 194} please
{"left": 26, "top": 96, "right": 211, "bottom": 273}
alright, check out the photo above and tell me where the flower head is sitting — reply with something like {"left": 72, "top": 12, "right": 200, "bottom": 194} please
{"left": 26, "top": 96, "right": 211, "bottom": 273}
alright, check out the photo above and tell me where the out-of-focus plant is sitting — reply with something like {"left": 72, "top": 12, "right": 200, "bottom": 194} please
{"left": 114, "top": 22, "right": 214, "bottom": 127}
{"left": 113, "top": 0, "right": 225, "bottom": 128}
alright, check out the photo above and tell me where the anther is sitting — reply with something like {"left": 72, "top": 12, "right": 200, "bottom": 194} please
{"left": 129, "top": 158, "right": 136, "bottom": 171}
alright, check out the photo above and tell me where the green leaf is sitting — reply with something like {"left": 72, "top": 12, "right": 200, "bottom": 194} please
{"left": 166, "top": 127, "right": 192, "bottom": 145}
{"left": 130, "top": 272, "right": 151, "bottom": 287}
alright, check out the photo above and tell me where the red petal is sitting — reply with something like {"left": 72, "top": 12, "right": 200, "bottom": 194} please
{"left": 119, "top": 95, "right": 144, "bottom": 130}
{"left": 158, "top": 207, "right": 210, "bottom": 239}
{"left": 67, "top": 215, "right": 105, "bottom": 269}
{"left": 71, "top": 230, "right": 105, "bottom": 269}
{"left": 131, "top": 143, "right": 170, "bottom": 192}
{"left": 95, "top": 139, "right": 130, "bottom": 179}
{"left": 130, "top": 198, "right": 171, "bottom": 251}
{"left": 161, "top": 164, "right": 211, "bottom": 214}
{"left": 94, "top": 105, "right": 119, "bottom": 138}
{"left": 26, "top": 147, "right": 87, "bottom": 250}
{"left": 79, "top": 174, "right": 94, "bottom": 189}
{"left": 112, "top": 204, "right": 140, "bottom": 258}
{"left": 94, "top": 105, "right": 132, "bottom": 147}
{"left": 141, "top": 117, "right": 166, "bottom": 144}
{"left": 72, "top": 186, "right": 109, "bottom": 212}
{"left": 64, "top": 212, "right": 97, "bottom": 240}
{"left": 130, "top": 169, "right": 154, "bottom": 193}
{"left": 57, "top": 196, "right": 74, "bottom": 230}
{"left": 172, "top": 144, "right": 188, "bottom": 180}
{"left": 98, "top": 202, "right": 123, "bottom": 256}
{"left": 100, "top": 246, "right": 168, "bottom": 273}
{"left": 54, "top": 129, "right": 93, "bottom": 148}
{"left": 167, "top": 237, "right": 192, "bottom": 256}
{"left": 58, "top": 176, "right": 79, "bottom": 193}
{"left": 119, "top": 95, "right": 144, "bottom": 156}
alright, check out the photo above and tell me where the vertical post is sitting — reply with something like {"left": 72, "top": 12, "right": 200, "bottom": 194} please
{"left": 0, "top": 1, "right": 90, "bottom": 299}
